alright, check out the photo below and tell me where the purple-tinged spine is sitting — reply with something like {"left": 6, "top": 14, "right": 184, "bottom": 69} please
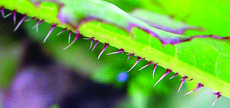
{"left": 138, "top": 61, "right": 153, "bottom": 71}
{"left": 152, "top": 64, "right": 158, "bottom": 79}
{"left": 84, "top": 37, "right": 95, "bottom": 49}
{"left": 186, "top": 78, "right": 193, "bottom": 83}
{"left": 107, "top": 48, "right": 124, "bottom": 55}
{"left": 154, "top": 69, "right": 171, "bottom": 86}
{"left": 63, "top": 34, "right": 81, "bottom": 50}
{"left": 32, "top": 19, "right": 44, "bottom": 32}
{"left": 169, "top": 72, "right": 178, "bottom": 80}
{"left": 211, "top": 91, "right": 221, "bottom": 106}
{"left": 177, "top": 76, "right": 188, "bottom": 93}
{"left": 185, "top": 83, "right": 204, "bottom": 95}
{"left": 4, "top": 10, "right": 16, "bottom": 24}
{"left": 14, "top": 14, "right": 27, "bottom": 32}
{"left": 98, "top": 43, "right": 109, "bottom": 59}
{"left": 89, "top": 37, "right": 94, "bottom": 49}
{"left": 43, "top": 24, "right": 57, "bottom": 43}
{"left": 0, "top": 7, "right": 4, "bottom": 17}
{"left": 127, "top": 53, "right": 134, "bottom": 61}
{"left": 127, "top": 56, "right": 143, "bottom": 72}
{"left": 57, "top": 27, "right": 67, "bottom": 36}
{"left": 68, "top": 30, "right": 72, "bottom": 44}
{"left": 25, "top": 17, "right": 35, "bottom": 22}
{"left": 92, "top": 40, "right": 99, "bottom": 51}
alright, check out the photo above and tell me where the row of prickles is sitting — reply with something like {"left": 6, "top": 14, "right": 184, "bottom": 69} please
{"left": 0, "top": 4, "right": 224, "bottom": 107}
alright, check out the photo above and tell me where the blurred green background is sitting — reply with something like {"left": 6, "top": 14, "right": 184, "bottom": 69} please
{"left": 0, "top": 0, "right": 230, "bottom": 108}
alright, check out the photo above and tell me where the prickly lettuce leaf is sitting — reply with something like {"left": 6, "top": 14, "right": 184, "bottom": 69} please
{"left": 128, "top": 8, "right": 230, "bottom": 84}
{"left": 1, "top": 0, "right": 230, "bottom": 100}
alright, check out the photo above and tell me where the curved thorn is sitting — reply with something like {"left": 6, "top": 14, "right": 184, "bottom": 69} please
{"left": 170, "top": 72, "right": 178, "bottom": 80}
{"left": 57, "top": 28, "right": 67, "bottom": 36}
{"left": 107, "top": 48, "right": 124, "bottom": 55}
{"left": 92, "top": 40, "right": 98, "bottom": 51}
{"left": 185, "top": 83, "right": 204, "bottom": 95}
{"left": 127, "top": 56, "right": 142, "bottom": 72}
{"left": 127, "top": 53, "right": 134, "bottom": 61}
{"left": 43, "top": 24, "right": 57, "bottom": 43}
{"left": 14, "top": 15, "right": 27, "bottom": 32}
{"left": 98, "top": 43, "right": 109, "bottom": 59}
{"left": 63, "top": 34, "right": 81, "bottom": 50}
{"left": 177, "top": 76, "right": 188, "bottom": 93}
{"left": 154, "top": 69, "right": 171, "bottom": 86}
{"left": 138, "top": 61, "right": 153, "bottom": 71}
{"left": 68, "top": 30, "right": 72, "bottom": 44}
{"left": 152, "top": 64, "right": 158, "bottom": 79}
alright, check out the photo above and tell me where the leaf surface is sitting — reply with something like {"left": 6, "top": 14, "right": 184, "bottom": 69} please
{"left": 1, "top": 0, "right": 230, "bottom": 99}
{"left": 130, "top": 9, "right": 203, "bottom": 34}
